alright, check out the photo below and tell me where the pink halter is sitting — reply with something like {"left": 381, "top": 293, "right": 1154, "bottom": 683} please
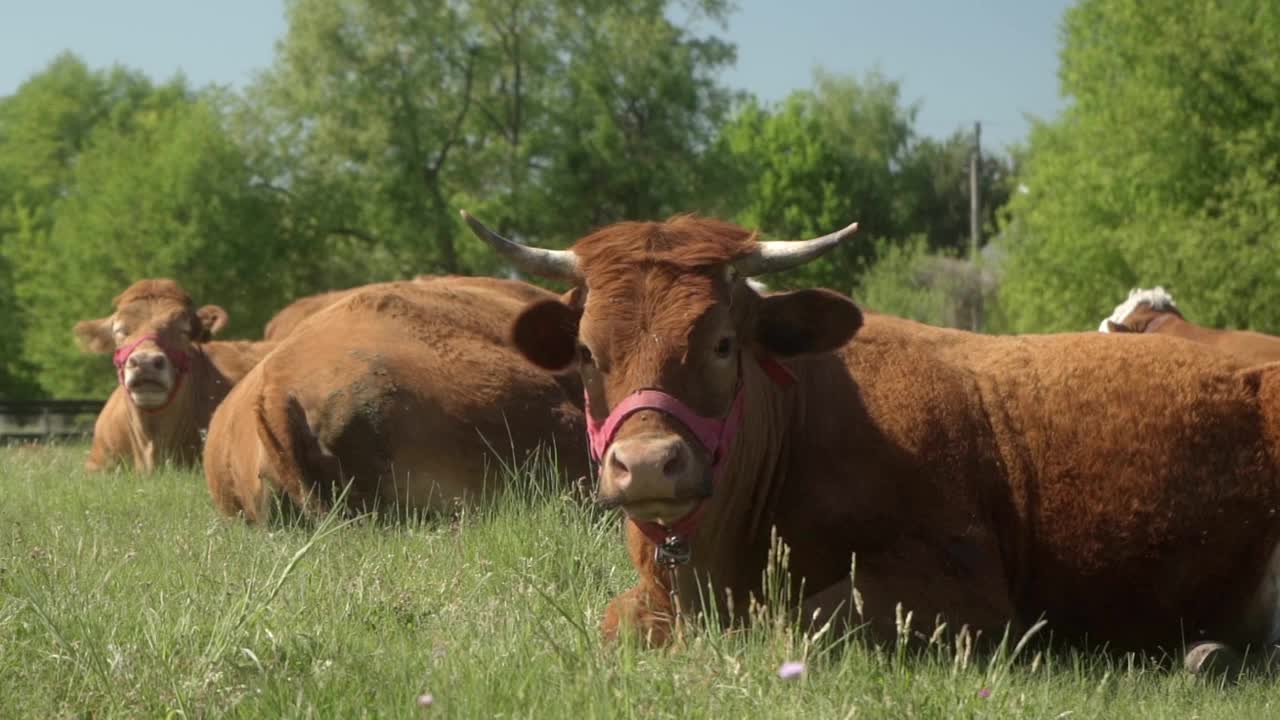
{"left": 112, "top": 334, "right": 191, "bottom": 410}
{"left": 586, "top": 353, "right": 795, "bottom": 544}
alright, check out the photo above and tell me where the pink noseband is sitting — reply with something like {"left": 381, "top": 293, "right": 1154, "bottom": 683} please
{"left": 112, "top": 334, "right": 191, "bottom": 410}
{"left": 585, "top": 386, "right": 745, "bottom": 473}
{"left": 587, "top": 353, "right": 795, "bottom": 545}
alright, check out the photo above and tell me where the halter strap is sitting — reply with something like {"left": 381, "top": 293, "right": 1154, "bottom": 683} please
{"left": 586, "top": 352, "right": 794, "bottom": 545}
{"left": 112, "top": 334, "right": 191, "bottom": 411}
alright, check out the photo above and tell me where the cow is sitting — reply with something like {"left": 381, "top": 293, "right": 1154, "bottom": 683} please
{"left": 73, "top": 279, "right": 276, "bottom": 473}
{"left": 262, "top": 276, "right": 442, "bottom": 340}
{"left": 1101, "top": 287, "right": 1280, "bottom": 364}
{"left": 461, "top": 210, "right": 1280, "bottom": 676}
{"left": 203, "top": 276, "right": 590, "bottom": 524}
{"left": 263, "top": 287, "right": 362, "bottom": 341}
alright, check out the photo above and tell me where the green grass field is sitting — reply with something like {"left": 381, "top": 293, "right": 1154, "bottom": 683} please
{"left": 1, "top": 444, "right": 1276, "bottom": 718}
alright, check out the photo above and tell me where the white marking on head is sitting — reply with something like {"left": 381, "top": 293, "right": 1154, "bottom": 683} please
{"left": 746, "top": 278, "right": 769, "bottom": 294}
{"left": 1098, "top": 287, "right": 1177, "bottom": 333}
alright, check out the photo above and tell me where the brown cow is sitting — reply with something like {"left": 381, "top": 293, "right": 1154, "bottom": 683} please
{"left": 204, "top": 276, "right": 589, "bottom": 524}
{"left": 262, "top": 276, "right": 441, "bottom": 340}
{"left": 73, "top": 279, "right": 276, "bottom": 473}
{"left": 463, "top": 210, "right": 1280, "bottom": 674}
{"left": 1101, "top": 286, "right": 1280, "bottom": 364}
{"left": 262, "top": 287, "right": 361, "bottom": 341}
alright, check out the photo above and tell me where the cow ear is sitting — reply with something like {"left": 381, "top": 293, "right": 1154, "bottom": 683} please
{"left": 73, "top": 316, "right": 115, "bottom": 354}
{"left": 512, "top": 299, "right": 582, "bottom": 371}
{"left": 755, "top": 289, "right": 863, "bottom": 357}
{"left": 194, "top": 305, "right": 229, "bottom": 341}
{"left": 1105, "top": 320, "right": 1132, "bottom": 334}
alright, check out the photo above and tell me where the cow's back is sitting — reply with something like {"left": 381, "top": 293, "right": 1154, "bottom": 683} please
{"left": 209, "top": 277, "right": 589, "bottom": 520}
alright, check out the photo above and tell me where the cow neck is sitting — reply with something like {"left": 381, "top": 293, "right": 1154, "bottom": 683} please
{"left": 658, "top": 353, "right": 797, "bottom": 620}
{"left": 126, "top": 345, "right": 208, "bottom": 471}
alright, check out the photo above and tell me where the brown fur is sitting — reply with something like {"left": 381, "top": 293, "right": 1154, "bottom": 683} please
{"left": 507, "top": 216, "right": 1280, "bottom": 655}
{"left": 204, "top": 276, "right": 591, "bottom": 524}
{"left": 74, "top": 279, "right": 276, "bottom": 474}
{"left": 1109, "top": 303, "right": 1280, "bottom": 365}
{"left": 263, "top": 288, "right": 363, "bottom": 341}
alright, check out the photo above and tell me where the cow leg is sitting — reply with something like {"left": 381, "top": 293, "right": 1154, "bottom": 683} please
{"left": 801, "top": 535, "right": 1018, "bottom": 650}
{"left": 602, "top": 521, "right": 679, "bottom": 646}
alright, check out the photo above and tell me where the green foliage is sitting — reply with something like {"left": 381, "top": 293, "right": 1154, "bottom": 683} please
{"left": 1001, "top": 0, "right": 1280, "bottom": 333}
{"left": 0, "top": 54, "right": 187, "bottom": 397}
{"left": 1, "top": 2, "right": 1033, "bottom": 397}
{"left": 10, "top": 98, "right": 293, "bottom": 397}
{"left": 714, "top": 70, "right": 1012, "bottom": 292}
{"left": 242, "top": 0, "right": 737, "bottom": 286}
{"left": 852, "top": 236, "right": 1001, "bottom": 332}
{"left": 854, "top": 237, "right": 953, "bottom": 327}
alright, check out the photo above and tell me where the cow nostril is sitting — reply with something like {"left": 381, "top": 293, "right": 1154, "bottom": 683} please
{"left": 609, "top": 451, "right": 629, "bottom": 476}
{"left": 662, "top": 452, "right": 685, "bottom": 478}
{"left": 151, "top": 356, "right": 167, "bottom": 371}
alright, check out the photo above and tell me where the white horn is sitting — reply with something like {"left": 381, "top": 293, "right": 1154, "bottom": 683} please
{"left": 460, "top": 210, "right": 581, "bottom": 281}
{"left": 733, "top": 222, "right": 859, "bottom": 277}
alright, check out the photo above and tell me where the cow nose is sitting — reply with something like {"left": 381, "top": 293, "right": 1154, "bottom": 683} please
{"left": 606, "top": 435, "right": 692, "bottom": 496}
{"left": 127, "top": 351, "right": 168, "bottom": 372}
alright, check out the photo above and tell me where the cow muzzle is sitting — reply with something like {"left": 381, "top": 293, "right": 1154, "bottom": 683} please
{"left": 114, "top": 335, "right": 190, "bottom": 410}
{"left": 598, "top": 433, "right": 710, "bottom": 522}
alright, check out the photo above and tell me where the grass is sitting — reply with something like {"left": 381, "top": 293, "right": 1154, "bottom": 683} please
{"left": 1, "top": 444, "right": 1277, "bottom": 718}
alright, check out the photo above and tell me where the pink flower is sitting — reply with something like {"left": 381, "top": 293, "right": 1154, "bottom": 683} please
{"left": 977, "top": 688, "right": 992, "bottom": 699}
{"left": 777, "top": 660, "right": 806, "bottom": 679}
{"left": 417, "top": 693, "right": 434, "bottom": 707}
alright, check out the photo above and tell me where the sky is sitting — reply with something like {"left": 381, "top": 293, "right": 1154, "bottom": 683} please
{"left": 0, "top": 0, "right": 1073, "bottom": 153}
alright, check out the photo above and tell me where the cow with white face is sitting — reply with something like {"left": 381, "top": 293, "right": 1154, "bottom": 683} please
{"left": 74, "top": 278, "right": 275, "bottom": 473}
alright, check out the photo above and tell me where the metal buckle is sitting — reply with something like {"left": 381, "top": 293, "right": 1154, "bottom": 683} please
{"left": 654, "top": 536, "right": 691, "bottom": 568}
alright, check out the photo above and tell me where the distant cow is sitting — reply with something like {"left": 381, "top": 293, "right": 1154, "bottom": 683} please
{"left": 463, "top": 210, "right": 1280, "bottom": 674}
{"left": 1101, "top": 286, "right": 1280, "bottom": 364}
{"left": 204, "top": 276, "right": 589, "bottom": 524}
{"left": 74, "top": 279, "right": 275, "bottom": 473}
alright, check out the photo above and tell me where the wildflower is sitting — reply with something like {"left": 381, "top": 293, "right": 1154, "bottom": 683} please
{"left": 977, "top": 688, "right": 992, "bottom": 699}
{"left": 777, "top": 661, "right": 805, "bottom": 679}
{"left": 417, "top": 693, "right": 434, "bottom": 707}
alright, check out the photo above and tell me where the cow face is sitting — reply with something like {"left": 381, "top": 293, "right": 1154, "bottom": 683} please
{"left": 1099, "top": 287, "right": 1181, "bottom": 334}
{"left": 74, "top": 279, "right": 228, "bottom": 409}
{"left": 486, "top": 215, "right": 862, "bottom": 528}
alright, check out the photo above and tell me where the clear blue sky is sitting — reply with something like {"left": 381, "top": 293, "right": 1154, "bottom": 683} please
{"left": 0, "top": 0, "right": 1073, "bottom": 152}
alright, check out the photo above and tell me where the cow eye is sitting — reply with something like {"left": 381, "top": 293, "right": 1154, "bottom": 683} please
{"left": 714, "top": 336, "right": 734, "bottom": 359}
{"left": 578, "top": 344, "right": 595, "bottom": 366}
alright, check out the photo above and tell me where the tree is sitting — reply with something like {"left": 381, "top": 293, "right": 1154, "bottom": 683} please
{"left": 713, "top": 70, "right": 914, "bottom": 289}
{"left": 0, "top": 53, "right": 187, "bottom": 396}
{"left": 240, "top": 0, "right": 737, "bottom": 285}
{"left": 713, "top": 69, "right": 1013, "bottom": 293}
{"left": 1000, "top": 0, "right": 1280, "bottom": 333}
{"left": 10, "top": 98, "right": 293, "bottom": 397}
{"left": 896, "top": 129, "right": 1013, "bottom": 256}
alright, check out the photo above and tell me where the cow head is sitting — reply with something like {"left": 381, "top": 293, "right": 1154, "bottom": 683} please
{"left": 1099, "top": 287, "right": 1182, "bottom": 334}
{"left": 74, "top": 279, "right": 228, "bottom": 410}
{"left": 462, "top": 211, "right": 862, "bottom": 538}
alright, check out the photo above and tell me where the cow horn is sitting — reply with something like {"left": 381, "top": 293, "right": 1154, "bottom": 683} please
{"left": 733, "top": 221, "right": 860, "bottom": 276}
{"left": 459, "top": 210, "right": 581, "bottom": 281}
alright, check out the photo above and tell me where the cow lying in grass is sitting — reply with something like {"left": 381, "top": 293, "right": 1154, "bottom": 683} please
{"left": 262, "top": 276, "right": 440, "bottom": 340}
{"left": 74, "top": 279, "right": 275, "bottom": 473}
{"left": 204, "top": 276, "right": 590, "bottom": 523}
{"left": 1101, "top": 286, "right": 1280, "bottom": 364}
{"left": 464, "top": 210, "right": 1280, "bottom": 676}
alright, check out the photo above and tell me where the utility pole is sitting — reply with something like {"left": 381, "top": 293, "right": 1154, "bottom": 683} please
{"left": 969, "top": 121, "right": 983, "bottom": 332}
{"left": 969, "top": 121, "right": 981, "bottom": 258}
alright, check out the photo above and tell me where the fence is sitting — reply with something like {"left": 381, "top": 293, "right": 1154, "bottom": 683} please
{"left": 0, "top": 399, "right": 103, "bottom": 444}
